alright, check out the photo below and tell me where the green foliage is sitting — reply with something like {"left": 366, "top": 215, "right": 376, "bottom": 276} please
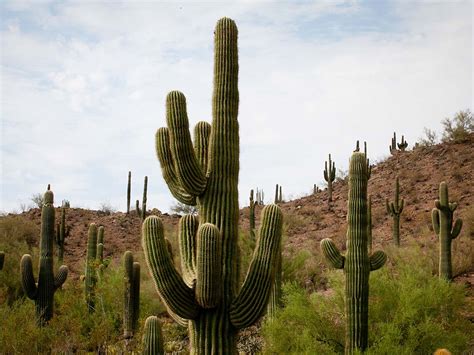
{"left": 30, "top": 193, "right": 44, "bottom": 209}
{"left": 170, "top": 201, "right": 198, "bottom": 215}
{"left": 263, "top": 246, "right": 472, "bottom": 354}
{"left": 441, "top": 109, "right": 473, "bottom": 143}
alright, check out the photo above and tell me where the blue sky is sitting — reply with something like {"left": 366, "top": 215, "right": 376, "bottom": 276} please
{"left": 1, "top": 0, "right": 472, "bottom": 212}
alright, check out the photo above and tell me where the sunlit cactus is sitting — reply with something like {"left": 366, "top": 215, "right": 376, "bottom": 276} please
{"left": 432, "top": 182, "right": 463, "bottom": 280}
{"left": 143, "top": 17, "right": 283, "bottom": 354}
{"left": 142, "top": 316, "right": 164, "bottom": 355}
{"left": 321, "top": 152, "right": 386, "bottom": 354}
{"left": 21, "top": 187, "right": 68, "bottom": 326}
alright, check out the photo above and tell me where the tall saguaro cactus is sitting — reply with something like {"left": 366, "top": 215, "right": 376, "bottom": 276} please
{"left": 274, "top": 184, "right": 282, "bottom": 204}
{"left": 321, "top": 152, "right": 386, "bottom": 354}
{"left": 142, "top": 316, "right": 164, "bottom": 355}
{"left": 386, "top": 177, "right": 404, "bottom": 246}
{"left": 127, "top": 171, "right": 132, "bottom": 214}
{"left": 367, "top": 195, "right": 373, "bottom": 254}
{"left": 85, "top": 223, "right": 98, "bottom": 313}
{"left": 21, "top": 187, "right": 69, "bottom": 325}
{"left": 55, "top": 207, "right": 68, "bottom": 264}
{"left": 124, "top": 251, "right": 140, "bottom": 339}
{"left": 143, "top": 18, "right": 283, "bottom": 354}
{"left": 324, "top": 154, "right": 336, "bottom": 202}
{"left": 432, "top": 182, "right": 463, "bottom": 280}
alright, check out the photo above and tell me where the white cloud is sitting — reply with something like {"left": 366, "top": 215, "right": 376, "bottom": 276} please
{"left": 1, "top": 1, "right": 471, "bottom": 212}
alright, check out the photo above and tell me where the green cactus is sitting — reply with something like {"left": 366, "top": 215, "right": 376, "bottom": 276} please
{"left": 363, "top": 141, "right": 372, "bottom": 179}
{"left": 136, "top": 199, "right": 141, "bottom": 216}
{"left": 324, "top": 154, "right": 336, "bottom": 202}
{"left": 249, "top": 189, "right": 256, "bottom": 241}
{"left": 142, "top": 316, "right": 164, "bottom": 355}
{"left": 97, "top": 226, "right": 105, "bottom": 278}
{"left": 55, "top": 207, "right": 68, "bottom": 265}
{"left": 266, "top": 238, "right": 282, "bottom": 321}
{"left": 432, "top": 182, "right": 463, "bottom": 280}
{"left": 321, "top": 152, "right": 387, "bottom": 354}
{"left": 313, "top": 184, "right": 320, "bottom": 194}
{"left": 274, "top": 184, "right": 283, "bottom": 204}
{"left": 143, "top": 17, "right": 283, "bottom": 354}
{"left": 256, "top": 188, "right": 264, "bottom": 205}
{"left": 367, "top": 195, "right": 372, "bottom": 254}
{"left": 85, "top": 223, "right": 98, "bottom": 313}
{"left": 398, "top": 135, "right": 408, "bottom": 151}
{"left": 0, "top": 251, "right": 4, "bottom": 270}
{"left": 389, "top": 132, "right": 397, "bottom": 154}
{"left": 127, "top": 171, "right": 132, "bottom": 214}
{"left": 385, "top": 177, "right": 404, "bottom": 246}
{"left": 142, "top": 176, "right": 148, "bottom": 220}
{"left": 124, "top": 251, "right": 140, "bottom": 339}
{"left": 21, "top": 187, "right": 68, "bottom": 326}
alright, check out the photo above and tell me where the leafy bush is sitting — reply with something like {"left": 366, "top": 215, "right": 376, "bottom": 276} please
{"left": 30, "top": 193, "right": 44, "bottom": 208}
{"left": 441, "top": 109, "right": 473, "bottom": 143}
{"left": 263, "top": 245, "right": 472, "bottom": 354}
{"left": 170, "top": 201, "right": 198, "bottom": 215}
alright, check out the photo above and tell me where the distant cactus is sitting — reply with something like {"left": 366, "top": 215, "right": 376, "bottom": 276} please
{"left": 363, "top": 141, "right": 372, "bottom": 179}
{"left": 124, "top": 251, "right": 140, "bottom": 339}
{"left": 324, "top": 154, "right": 336, "bottom": 202}
{"left": 321, "top": 152, "right": 386, "bottom": 354}
{"left": 256, "top": 188, "right": 265, "bottom": 205}
{"left": 97, "top": 226, "right": 105, "bottom": 277}
{"left": 432, "top": 182, "right": 463, "bottom": 280}
{"left": 136, "top": 200, "right": 141, "bottom": 216}
{"left": 127, "top": 171, "right": 132, "bottom": 214}
{"left": 249, "top": 189, "right": 256, "bottom": 241}
{"left": 274, "top": 184, "right": 283, "bottom": 204}
{"left": 21, "top": 187, "right": 68, "bottom": 325}
{"left": 386, "top": 177, "right": 404, "bottom": 246}
{"left": 55, "top": 207, "right": 68, "bottom": 264}
{"left": 0, "top": 251, "right": 4, "bottom": 270}
{"left": 313, "top": 184, "right": 320, "bottom": 194}
{"left": 142, "top": 316, "right": 164, "bottom": 355}
{"left": 142, "top": 176, "right": 148, "bottom": 220}
{"left": 398, "top": 135, "right": 408, "bottom": 151}
{"left": 143, "top": 17, "right": 283, "bottom": 354}
{"left": 85, "top": 223, "right": 98, "bottom": 313}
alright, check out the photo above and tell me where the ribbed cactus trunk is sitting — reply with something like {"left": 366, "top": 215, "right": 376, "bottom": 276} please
{"left": 321, "top": 153, "right": 386, "bottom": 354}
{"left": 56, "top": 207, "right": 67, "bottom": 264}
{"left": 432, "top": 182, "right": 463, "bottom": 280}
{"left": 143, "top": 18, "right": 283, "bottom": 355}
{"left": 386, "top": 177, "right": 404, "bottom": 246}
{"left": 142, "top": 316, "right": 164, "bottom": 355}
{"left": 142, "top": 176, "right": 148, "bottom": 220}
{"left": 85, "top": 223, "right": 98, "bottom": 313}
{"left": 266, "top": 240, "right": 282, "bottom": 320}
{"left": 21, "top": 187, "right": 68, "bottom": 326}
{"left": 127, "top": 171, "right": 131, "bottom": 214}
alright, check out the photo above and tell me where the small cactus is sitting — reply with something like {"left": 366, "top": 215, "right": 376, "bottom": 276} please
{"left": 249, "top": 189, "right": 256, "bottom": 241}
{"left": 142, "top": 316, "right": 164, "bottom": 355}
{"left": 142, "top": 176, "right": 148, "bottom": 220}
{"left": 21, "top": 187, "right": 68, "bottom": 326}
{"left": 432, "top": 182, "right": 463, "bottom": 280}
{"left": 55, "top": 207, "right": 68, "bottom": 265}
{"left": 324, "top": 154, "right": 336, "bottom": 202}
{"left": 321, "top": 152, "right": 386, "bottom": 354}
{"left": 136, "top": 199, "right": 141, "bottom": 216}
{"left": 386, "top": 177, "right": 404, "bottom": 246}
{"left": 85, "top": 223, "right": 98, "bottom": 313}
{"left": 97, "top": 226, "right": 105, "bottom": 278}
{"left": 124, "top": 251, "right": 140, "bottom": 339}
{"left": 398, "top": 135, "right": 408, "bottom": 151}
{"left": 127, "top": 171, "right": 132, "bottom": 214}
{"left": 313, "top": 184, "right": 320, "bottom": 194}
{"left": 256, "top": 188, "right": 264, "bottom": 205}
{"left": 274, "top": 184, "right": 283, "bottom": 204}
{"left": 389, "top": 132, "right": 408, "bottom": 154}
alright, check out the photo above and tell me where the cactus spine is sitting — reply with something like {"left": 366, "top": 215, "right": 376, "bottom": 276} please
{"left": 324, "top": 154, "right": 336, "bottom": 202}
{"left": 142, "top": 176, "right": 148, "bottom": 220}
{"left": 385, "top": 177, "right": 404, "bottom": 246}
{"left": 249, "top": 189, "right": 256, "bottom": 241}
{"left": 432, "top": 182, "right": 463, "bottom": 280}
{"left": 124, "top": 251, "right": 140, "bottom": 339}
{"left": 142, "top": 316, "right": 164, "bottom": 355}
{"left": 143, "top": 18, "right": 283, "bottom": 354}
{"left": 0, "top": 251, "right": 4, "bottom": 270}
{"left": 321, "top": 152, "right": 386, "bottom": 354}
{"left": 127, "top": 171, "right": 131, "bottom": 214}
{"left": 85, "top": 223, "right": 98, "bottom": 312}
{"left": 21, "top": 187, "right": 68, "bottom": 325}
{"left": 55, "top": 207, "right": 68, "bottom": 264}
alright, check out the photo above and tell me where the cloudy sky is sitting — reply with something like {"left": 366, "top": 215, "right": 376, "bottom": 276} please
{"left": 1, "top": 0, "right": 472, "bottom": 213}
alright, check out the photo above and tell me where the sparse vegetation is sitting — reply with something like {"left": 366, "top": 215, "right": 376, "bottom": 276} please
{"left": 442, "top": 109, "right": 473, "bottom": 143}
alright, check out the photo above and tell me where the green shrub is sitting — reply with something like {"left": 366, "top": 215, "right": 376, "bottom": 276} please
{"left": 441, "top": 109, "right": 473, "bottom": 143}
{"left": 263, "top": 245, "right": 472, "bottom": 354}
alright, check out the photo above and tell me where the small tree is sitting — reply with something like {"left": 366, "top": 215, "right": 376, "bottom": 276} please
{"left": 417, "top": 127, "right": 438, "bottom": 147}
{"left": 170, "top": 202, "right": 198, "bottom": 215}
{"left": 441, "top": 109, "right": 473, "bottom": 143}
{"left": 30, "top": 193, "right": 44, "bottom": 209}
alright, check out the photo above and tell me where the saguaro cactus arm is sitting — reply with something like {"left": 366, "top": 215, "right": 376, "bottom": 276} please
{"left": 320, "top": 239, "right": 345, "bottom": 269}
{"left": 21, "top": 254, "right": 37, "bottom": 299}
{"left": 451, "top": 219, "right": 463, "bottom": 239}
{"left": 54, "top": 265, "right": 69, "bottom": 289}
{"left": 155, "top": 128, "right": 197, "bottom": 206}
{"left": 166, "top": 91, "right": 207, "bottom": 195}
{"left": 432, "top": 209, "right": 441, "bottom": 235}
{"left": 369, "top": 251, "right": 387, "bottom": 271}
{"left": 194, "top": 121, "right": 211, "bottom": 174}
{"left": 229, "top": 204, "right": 283, "bottom": 329}
{"left": 178, "top": 215, "right": 198, "bottom": 288}
{"left": 195, "top": 223, "right": 222, "bottom": 308}
{"left": 142, "top": 216, "right": 200, "bottom": 320}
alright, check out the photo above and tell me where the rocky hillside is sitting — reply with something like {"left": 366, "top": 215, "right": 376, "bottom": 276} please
{"left": 10, "top": 134, "right": 474, "bottom": 282}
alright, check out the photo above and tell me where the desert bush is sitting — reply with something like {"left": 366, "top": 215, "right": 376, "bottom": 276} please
{"left": 31, "top": 193, "right": 44, "bottom": 208}
{"left": 263, "top": 245, "right": 472, "bottom": 354}
{"left": 170, "top": 201, "right": 198, "bottom": 215}
{"left": 417, "top": 127, "right": 438, "bottom": 147}
{"left": 441, "top": 109, "right": 473, "bottom": 143}
{"left": 99, "top": 202, "right": 116, "bottom": 215}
